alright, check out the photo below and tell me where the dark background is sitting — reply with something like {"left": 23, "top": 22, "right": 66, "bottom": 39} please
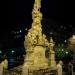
{"left": 0, "top": 0, "right": 75, "bottom": 48}
{"left": 8, "top": 0, "right": 74, "bottom": 25}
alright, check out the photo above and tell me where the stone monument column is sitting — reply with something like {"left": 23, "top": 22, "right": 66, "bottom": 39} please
{"left": 22, "top": 0, "right": 50, "bottom": 75}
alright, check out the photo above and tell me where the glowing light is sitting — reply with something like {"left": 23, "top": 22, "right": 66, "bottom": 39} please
{"left": 12, "top": 50, "right": 14, "bottom": 53}
{"left": 64, "top": 40, "right": 67, "bottom": 43}
{"left": 66, "top": 51, "right": 68, "bottom": 54}
{"left": 20, "top": 30, "right": 22, "bottom": 33}
{"left": 25, "top": 28, "right": 27, "bottom": 30}
{"left": 0, "top": 51, "right": 2, "bottom": 53}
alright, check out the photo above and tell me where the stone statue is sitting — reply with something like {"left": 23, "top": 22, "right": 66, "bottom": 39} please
{"left": 56, "top": 60, "right": 63, "bottom": 75}
{"left": 0, "top": 61, "right": 4, "bottom": 75}
{"left": 49, "top": 37, "right": 56, "bottom": 70}
{"left": 49, "top": 37, "right": 55, "bottom": 50}
{"left": 0, "top": 60, "right": 8, "bottom": 75}
{"left": 3, "top": 59, "right": 8, "bottom": 69}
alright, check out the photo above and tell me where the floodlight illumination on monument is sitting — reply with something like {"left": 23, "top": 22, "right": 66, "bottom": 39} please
{"left": 22, "top": 0, "right": 56, "bottom": 75}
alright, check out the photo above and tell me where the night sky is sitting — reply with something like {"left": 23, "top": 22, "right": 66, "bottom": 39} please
{"left": 8, "top": 0, "right": 73, "bottom": 25}
{"left": 0, "top": 0, "right": 75, "bottom": 48}
{"left": 9, "top": 0, "right": 64, "bottom": 24}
